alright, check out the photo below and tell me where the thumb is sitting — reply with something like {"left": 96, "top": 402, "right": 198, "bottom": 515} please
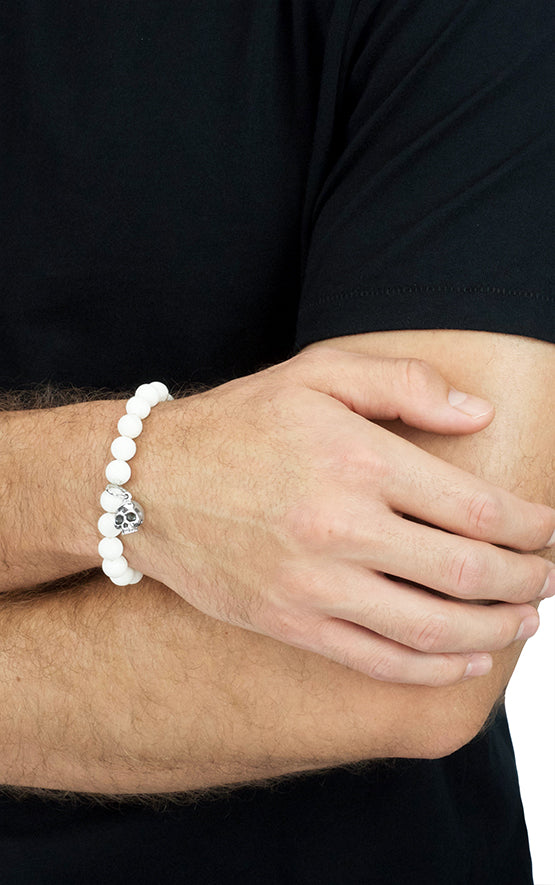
{"left": 296, "top": 348, "right": 494, "bottom": 435}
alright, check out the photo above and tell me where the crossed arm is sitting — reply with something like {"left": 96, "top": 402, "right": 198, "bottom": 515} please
{"left": 0, "top": 329, "right": 552, "bottom": 799}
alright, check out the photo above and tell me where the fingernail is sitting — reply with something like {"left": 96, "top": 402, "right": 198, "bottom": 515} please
{"left": 547, "top": 529, "right": 555, "bottom": 548}
{"left": 515, "top": 614, "right": 540, "bottom": 641}
{"left": 539, "top": 571, "right": 555, "bottom": 599}
{"left": 448, "top": 388, "right": 494, "bottom": 419}
{"left": 463, "top": 654, "right": 493, "bottom": 680}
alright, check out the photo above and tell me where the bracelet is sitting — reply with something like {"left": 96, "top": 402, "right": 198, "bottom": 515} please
{"left": 97, "top": 381, "right": 173, "bottom": 586}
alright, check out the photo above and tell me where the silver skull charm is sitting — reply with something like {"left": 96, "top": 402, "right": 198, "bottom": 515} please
{"left": 114, "top": 500, "right": 144, "bottom": 535}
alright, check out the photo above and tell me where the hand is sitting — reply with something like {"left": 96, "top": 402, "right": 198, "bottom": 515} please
{"left": 131, "top": 348, "right": 555, "bottom": 685}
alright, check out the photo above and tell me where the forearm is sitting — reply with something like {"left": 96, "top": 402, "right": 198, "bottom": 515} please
{"left": 0, "top": 572, "right": 448, "bottom": 798}
{"left": 1, "top": 331, "right": 551, "bottom": 798}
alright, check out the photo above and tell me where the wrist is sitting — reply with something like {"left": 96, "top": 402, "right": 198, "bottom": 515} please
{"left": 113, "top": 395, "right": 186, "bottom": 585}
{"left": 0, "top": 399, "right": 125, "bottom": 591}
{"left": 96, "top": 382, "right": 174, "bottom": 586}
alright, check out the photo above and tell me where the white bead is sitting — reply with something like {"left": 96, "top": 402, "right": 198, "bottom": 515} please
{"left": 102, "top": 555, "right": 129, "bottom": 578}
{"left": 126, "top": 396, "right": 151, "bottom": 419}
{"left": 136, "top": 383, "right": 161, "bottom": 406}
{"left": 98, "top": 512, "right": 121, "bottom": 538}
{"left": 98, "top": 537, "right": 124, "bottom": 560}
{"left": 109, "top": 566, "right": 137, "bottom": 586}
{"left": 100, "top": 484, "right": 129, "bottom": 511}
{"left": 128, "top": 569, "right": 143, "bottom": 584}
{"left": 117, "top": 413, "right": 143, "bottom": 439}
{"left": 150, "top": 381, "right": 169, "bottom": 401}
{"left": 100, "top": 489, "right": 120, "bottom": 512}
{"left": 167, "top": 394, "right": 174, "bottom": 401}
{"left": 106, "top": 459, "right": 131, "bottom": 485}
{"left": 111, "top": 436, "right": 137, "bottom": 461}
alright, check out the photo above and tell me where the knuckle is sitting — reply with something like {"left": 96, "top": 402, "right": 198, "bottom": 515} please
{"left": 495, "top": 614, "right": 516, "bottom": 648}
{"left": 359, "top": 447, "right": 392, "bottom": 484}
{"left": 365, "top": 652, "right": 397, "bottom": 683}
{"left": 410, "top": 613, "right": 450, "bottom": 653}
{"left": 314, "top": 508, "right": 353, "bottom": 550}
{"left": 425, "top": 656, "right": 462, "bottom": 688}
{"left": 487, "top": 621, "right": 513, "bottom": 652}
{"left": 448, "top": 549, "right": 487, "bottom": 597}
{"left": 292, "top": 347, "right": 319, "bottom": 369}
{"left": 277, "top": 350, "right": 315, "bottom": 383}
{"left": 288, "top": 501, "right": 353, "bottom": 552}
{"left": 481, "top": 609, "right": 512, "bottom": 649}
{"left": 464, "top": 490, "right": 502, "bottom": 537}
{"left": 274, "top": 561, "right": 324, "bottom": 609}
{"left": 526, "top": 505, "right": 554, "bottom": 551}
{"left": 401, "top": 358, "right": 435, "bottom": 396}
{"left": 522, "top": 556, "right": 550, "bottom": 600}
{"left": 291, "top": 345, "right": 334, "bottom": 375}
{"left": 284, "top": 501, "right": 319, "bottom": 547}
{"left": 332, "top": 440, "right": 391, "bottom": 489}
{"left": 260, "top": 600, "right": 312, "bottom": 646}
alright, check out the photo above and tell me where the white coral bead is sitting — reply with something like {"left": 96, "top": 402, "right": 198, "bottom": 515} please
{"left": 136, "top": 383, "right": 161, "bottom": 406}
{"left": 98, "top": 537, "right": 124, "bottom": 560}
{"left": 111, "top": 436, "right": 137, "bottom": 461}
{"left": 102, "top": 556, "right": 129, "bottom": 578}
{"left": 110, "top": 567, "right": 142, "bottom": 586}
{"left": 126, "top": 395, "right": 151, "bottom": 419}
{"left": 98, "top": 512, "right": 121, "bottom": 538}
{"left": 100, "top": 488, "right": 121, "bottom": 512}
{"left": 117, "top": 413, "right": 143, "bottom": 439}
{"left": 150, "top": 381, "right": 169, "bottom": 401}
{"left": 105, "top": 459, "right": 131, "bottom": 485}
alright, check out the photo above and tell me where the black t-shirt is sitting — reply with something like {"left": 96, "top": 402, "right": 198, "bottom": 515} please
{"left": 1, "top": 1, "right": 553, "bottom": 882}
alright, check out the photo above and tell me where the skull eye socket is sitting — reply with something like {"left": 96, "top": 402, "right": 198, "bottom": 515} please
{"left": 114, "top": 514, "right": 124, "bottom": 526}
{"left": 127, "top": 513, "right": 137, "bottom": 521}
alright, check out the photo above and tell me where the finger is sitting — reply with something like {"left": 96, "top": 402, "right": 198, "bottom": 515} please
{"left": 294, "top": 348, "right": 555, "bottom": 549}
{"left": 379, "top": 429, "right": 555, "bottom": 552}
{"left": 305, "top": 617, "right": 493, "bottom": 686}
{"left": 325, "top": 568, "right": 540, "bottom": 653}
{"left": 355, "top": 512, "right": 553, "bottom": 604}
{"left": 295, "top": 347, "right": 495, "bottom": 434}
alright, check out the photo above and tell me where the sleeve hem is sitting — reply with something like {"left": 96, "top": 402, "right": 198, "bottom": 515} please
{"left": 295, "top": 284, "right": 555, "bottom": 350}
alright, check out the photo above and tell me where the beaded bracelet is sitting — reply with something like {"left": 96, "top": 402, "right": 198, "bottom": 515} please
{"left": 97, "top": 381, "right": 172, "bottom": 586}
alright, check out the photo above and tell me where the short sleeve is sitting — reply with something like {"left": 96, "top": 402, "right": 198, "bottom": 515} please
{"left": 295, "top": 0, "right": 554, "bottom": 349}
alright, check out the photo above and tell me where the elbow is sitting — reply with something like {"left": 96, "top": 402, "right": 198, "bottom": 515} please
{"left": 399, "top": 691, "right": 500, "bottom": 762}
{"left": 416, "top": 717, "right": 486, "bottom": 761}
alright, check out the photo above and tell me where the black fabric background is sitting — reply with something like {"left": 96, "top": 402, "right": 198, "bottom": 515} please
{"left": 0, "top": 711, "right": 532, "bottom": 885}
{"left": 2, "top": 0, "right": 552, "bottom": 881}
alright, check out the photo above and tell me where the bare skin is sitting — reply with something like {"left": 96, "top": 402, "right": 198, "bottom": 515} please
{"left": 0, "top": 329, "right": 553, "bottom": 796}
{"left": 1, "top": 339, "right": 553, "bottom": 687}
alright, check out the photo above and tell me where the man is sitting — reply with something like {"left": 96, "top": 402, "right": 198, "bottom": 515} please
{"left": 1, "top": 1, "right": 553, "bottom": 882}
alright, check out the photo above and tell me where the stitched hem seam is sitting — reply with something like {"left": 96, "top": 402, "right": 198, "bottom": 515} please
{"left": 308, "top": 284, "right": 553, "bottom": 306}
